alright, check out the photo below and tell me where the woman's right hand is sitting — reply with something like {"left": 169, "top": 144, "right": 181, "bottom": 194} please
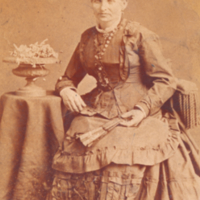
{"left": 60, "top": 87, "right": 86, "bottom": 113}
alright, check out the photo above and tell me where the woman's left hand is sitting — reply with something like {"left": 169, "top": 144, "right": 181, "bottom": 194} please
{"left": 119, "top": 109, "right": 145, "bottom": 127}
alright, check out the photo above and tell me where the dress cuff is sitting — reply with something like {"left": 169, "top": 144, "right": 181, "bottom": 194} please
{"left": 134, "top": 105, "right": 146, "bottom": 118}
{"left": 135, "top": 102, "right": 150, "bottom": 117}
{"left": 59, "top": 87, "right": 77, "bottom": 96}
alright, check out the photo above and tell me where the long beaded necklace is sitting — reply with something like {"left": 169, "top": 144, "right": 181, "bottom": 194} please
{"left": 93, "top": 26, "right": 119, "bottom": 90}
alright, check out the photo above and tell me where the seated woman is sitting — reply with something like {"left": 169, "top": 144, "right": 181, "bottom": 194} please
{"left": 47, "top": 0, "right": 200, "bottom": 199}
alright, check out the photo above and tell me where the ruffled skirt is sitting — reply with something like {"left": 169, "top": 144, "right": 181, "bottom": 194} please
{"left": 47, "top": 113, "right": 200, "bottom": 200}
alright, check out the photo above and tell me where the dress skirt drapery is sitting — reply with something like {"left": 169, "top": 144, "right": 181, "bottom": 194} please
{"left": 47, "top": 19, "right": 200, "bottom": 200}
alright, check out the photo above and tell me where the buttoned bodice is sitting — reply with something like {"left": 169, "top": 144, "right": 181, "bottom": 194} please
{"left": 56, "top": 19, "right": 176, "bottom": 118}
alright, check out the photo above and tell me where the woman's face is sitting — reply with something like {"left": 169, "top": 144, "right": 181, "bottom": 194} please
{"left": 91, "top": 0, "right": 127, "bottom": 24}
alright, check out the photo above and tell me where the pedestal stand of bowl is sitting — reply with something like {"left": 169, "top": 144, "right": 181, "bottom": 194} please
{"left": 3, "top": 57, "right": 59, "bottom": 97}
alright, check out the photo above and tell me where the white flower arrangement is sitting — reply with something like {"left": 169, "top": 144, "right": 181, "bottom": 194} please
{"left": 9, "top": 39, "right": 59, "bottom": 67}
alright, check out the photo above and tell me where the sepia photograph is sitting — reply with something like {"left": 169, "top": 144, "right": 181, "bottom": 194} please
{"left": 0, "top": 0, "right": 200, "bottom": 199}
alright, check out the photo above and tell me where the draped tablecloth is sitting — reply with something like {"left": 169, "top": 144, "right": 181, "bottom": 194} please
{"left": 0, "top": 91, "right": 65, "bottom": 200}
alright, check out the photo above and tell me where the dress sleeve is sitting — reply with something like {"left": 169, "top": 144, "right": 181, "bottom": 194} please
{"left": 55, "top": 43, "right": 87, "bottom": 94}
{"left": 136, "top": 29, "right": 177, "bottom": 116}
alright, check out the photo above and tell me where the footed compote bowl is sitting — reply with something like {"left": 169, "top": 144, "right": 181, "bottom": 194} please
{"left": 3, "top": 57, "right": 59, "bottom": 97}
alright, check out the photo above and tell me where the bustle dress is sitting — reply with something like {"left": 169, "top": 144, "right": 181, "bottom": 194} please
{"left": 47, "top": 19, "right": 200, "bottom": 200}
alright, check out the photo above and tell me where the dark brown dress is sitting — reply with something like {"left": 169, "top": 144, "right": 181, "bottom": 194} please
{"left": 47, "top": 19, "right": 200, "bottom": 200}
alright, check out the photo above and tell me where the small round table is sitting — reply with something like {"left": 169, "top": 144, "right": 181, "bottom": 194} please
{"left": 0, "top": 91, "right": 65, "bottom": 200}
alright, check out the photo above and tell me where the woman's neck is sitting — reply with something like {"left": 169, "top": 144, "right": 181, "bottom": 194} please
{"left": 96, "top": 16, "right": 122, "bottom": 33}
